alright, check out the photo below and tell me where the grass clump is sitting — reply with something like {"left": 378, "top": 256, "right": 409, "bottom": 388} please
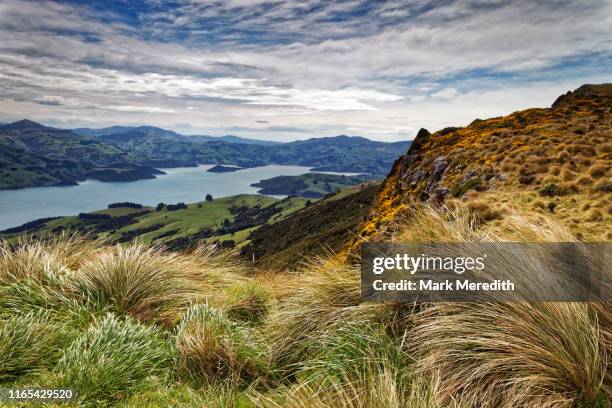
{"left": 0, "top": 233, "right": 100, "bottom": 285}
{"left": 69, "top": 243, "right": 242, "bottom": 325}
{"left": 299, "top": 321, "right": 408, "bottom": 386}
{"left": 0, "top": 311, "right": 77, "bottom": 382}
{"left": 176, "top": 304, "right": 266, "bottom": 387}
{"left": 224, "top": 283, "right": 271, "bottom": 324}
{"left": 411, "top": 302, "right": 608, "bottom": 408}
{"left": 0, "top": 279, "right": 104, "bottom": 328}
{"left": 588, "top": 164, "right": 607, "bottom": 178}
{"left": 265, "top": 256, "right": 412, "bottom": 373}
{"left": 115, "top": 377, "right": 255, "bottom": 408}
{"left": 56, "top": 313, "right": 175, "bottom": 404}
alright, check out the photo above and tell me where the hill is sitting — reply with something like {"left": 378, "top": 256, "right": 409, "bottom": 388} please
{"left": 251, "top": 172, "right": 374, "bottom": 198}
{"left": 74, "top": 125, "right": 280, "bottom": 145}
{"left": 356, "top": 83, "right": 611, "bottom": 244}
{"left": 0, "top": 121, "right": 161, "bottom": 188}
{"left": 2, "top": 120, "right": 410, "bottom": 190}
{"left": 241, "top": 182, "right": 381, "bottom": 270}
{"left": 92, "top": 132, "right": 411, "bottom": 177}
{"left": 0, "top": 85, "right": 609, "bottom": 408}
{"left": 0, "top": 195, "right": 310, "bottom": 251}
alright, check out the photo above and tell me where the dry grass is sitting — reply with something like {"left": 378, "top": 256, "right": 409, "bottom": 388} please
{"left": 0, "top": 201, "right": 609, "bottom": 407}
{"left": 175, "top": 304, "right": 266, "bottom": 386}
{"left": 0, "top": 233, "right": 101, "bottom": 284}
{"left": 388, "top": 204, "right": 609, "bottom": 407}
{"left": 69, "top": 242, "right": 244, "bottom": 325}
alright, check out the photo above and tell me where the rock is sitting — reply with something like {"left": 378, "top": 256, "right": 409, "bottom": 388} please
{"left": 410, "top": 169, "right": 425, "bottom": 186}
{"left": 426, "top": 156, "right": 448, "bottom": 193}
{"left": 432, "top": 187, "right": 450, "bottom": 200}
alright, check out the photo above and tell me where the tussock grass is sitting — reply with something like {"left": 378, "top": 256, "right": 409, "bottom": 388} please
{"left": 175, "top": 304, "right": 266, "bottom": 387}
{"left": 56, "top": 313, "right": 175, "bottom": 405}
{"left": 116, "top": 379, "right": 255, "bottom": 408}
{"left": 0, "top": 204, "right": 608, "bottom": 407}
{"left": 266, "top": 257, "right": 413, "bottom": 372}
{"left": 0, "top": 311, "right": 77, "bottom": 382}
{"left": 411, "top": 302, "right": 607, "bottom": 408}
{"left": 69, "top": 242, "right": 244, "bottom": 325}
{"left": 224, "top": 283, "right": 272, "bottom": 324}
{"left": 388, "top": 204, "right": 609, "bottom": 407}
{"left": 0, "top": 233, "right": 100, "bottom": 284}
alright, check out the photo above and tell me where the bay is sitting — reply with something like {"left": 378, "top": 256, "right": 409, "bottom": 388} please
{"left": 0, "top": 165, "right": 334, "bottom": 231}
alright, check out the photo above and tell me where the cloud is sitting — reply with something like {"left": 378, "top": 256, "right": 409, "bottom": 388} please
{"left": 431, "top": 87, "right": 459, "bottom": 99}
{"left": 0, "top": 0, "right": 610, "bottom": 141}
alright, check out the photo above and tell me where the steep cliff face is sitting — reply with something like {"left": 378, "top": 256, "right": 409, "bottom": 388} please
{"left": 358, "top": 84, "right": 612, "bottom": 242}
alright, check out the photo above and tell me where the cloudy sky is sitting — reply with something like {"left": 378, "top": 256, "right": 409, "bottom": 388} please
{"left": 0, "top": 0, "right": 610, "bottom": 141}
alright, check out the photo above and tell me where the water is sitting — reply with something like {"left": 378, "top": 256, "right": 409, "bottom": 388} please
{"left": 0, "top": 165, "right": 346, "bottom": 231}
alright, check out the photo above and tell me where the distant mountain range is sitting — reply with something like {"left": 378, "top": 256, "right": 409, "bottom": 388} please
{"left": 73, "top": 125, "right": 281, "bottom": 146}
{"left": 0, "top": 120, "right": 411, "bottom": 190}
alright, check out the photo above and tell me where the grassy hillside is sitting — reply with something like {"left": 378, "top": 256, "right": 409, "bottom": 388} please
{"left": 1, "top": 85, "right": 610, "bottom": 407}
{"left": 1, "top": 195, "right": 310, "bottom": 250}
{"left": 1, "top": 120, "right": 410, "bottom": 189}
{"left": 251, "top": 173, "right": 374, "bottom": 198}
{"left": 98, "top": 134, "right": 410, "bottom": 177}
{"left": 0, "top": 120, "right": 161, "bottom": 189}
{"left": 0, "top": 205, "right": 608, "bottom": 407}
{"left": 242, "top": 182, "right": 381, "bottom": 270}
{"left": 357, "top": 84, "right": 611, "bottom": 244}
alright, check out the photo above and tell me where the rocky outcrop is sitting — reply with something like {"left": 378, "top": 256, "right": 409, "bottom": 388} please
{"left": 351, "top": 83, "right": 612, "bottom": 246}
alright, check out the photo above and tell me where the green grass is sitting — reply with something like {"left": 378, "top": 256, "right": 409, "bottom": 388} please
{"left": 252, "top": 173, "right": 373, "bottom": 198}
{"left": 56, "top": 313, "right": 176, "bottom": 405}
{"left": 2, "top": 194, "right": 310, "bottom": 249}
{"left": 0, "top": 200, "right": 609, "bottom": 407}
{"left": 0, "top": 311, "right": 78, "bottom": 383}
{"left": 175, "top": 304, "right": 267, "bottom": 387}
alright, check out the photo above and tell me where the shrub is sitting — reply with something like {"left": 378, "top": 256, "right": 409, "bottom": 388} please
{"left": 166, "top": 202, "right": 187, "bottom": 211}
{"left": 175, "top": 304, "right": 265, "bottom": 386}
{"left": 539, "top": 183, "right": 560, "bottom": 197}
{"left": 451, "top": 178, "right": 483, "bottom": 197}
{"left": 56, "top": 313, "right": 175, "bottom": 404}
{"left": 69, "top": 243, "right": 242, "bottom": 325}
{"left": 0, "top": 311, "right": 77, "bottom": 382}
{"left": 108, "top": 202, "right": 143, "bottom": 209}
{"left": 224, "top": 283, "right": 271, "bottom": 324}
{"left": 78, "top": 212, "right": 112, "bottom": 220}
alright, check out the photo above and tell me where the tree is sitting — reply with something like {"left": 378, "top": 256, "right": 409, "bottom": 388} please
{"left": 205, "top": 194, "right": 213, "bottom": 201}
{"left": 156, "top": 203, "right": 165, "bottom": 211}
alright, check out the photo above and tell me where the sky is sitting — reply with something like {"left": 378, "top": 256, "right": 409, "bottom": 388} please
{"left": 0, "top": 0, "right": 611, "bottom": 142}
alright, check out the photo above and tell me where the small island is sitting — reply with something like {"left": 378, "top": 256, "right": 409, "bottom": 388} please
{"left": 252, "top": 172, "right": 374, "bottom": 198}
{"left": 206, "top": 165, "right": 243, "bottom": 173}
